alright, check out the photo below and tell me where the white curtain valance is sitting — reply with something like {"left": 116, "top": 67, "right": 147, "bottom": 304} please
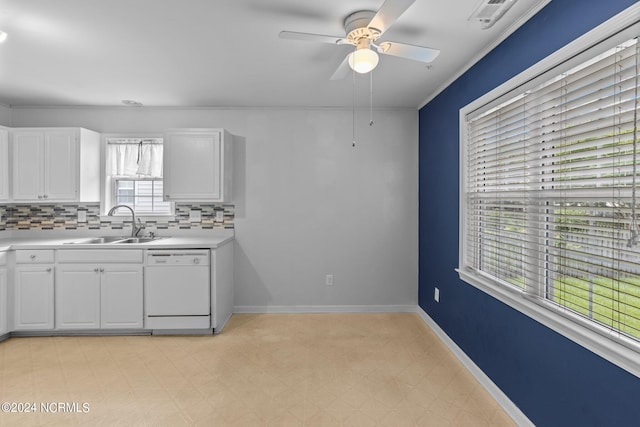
{"left": 107, "top": 138, "right": 163, "bottom": 178}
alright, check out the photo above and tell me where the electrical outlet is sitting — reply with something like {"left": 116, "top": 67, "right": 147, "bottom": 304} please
{"left": 325, "top": 274, "right": 334, "bottom": 286}
{"left": 434, "top": 287, "right": 440, "bottom": 302}
{"left": 215, "top": 210, "right": 225, "bottom": 223}
{"left": 189, "top": 209, "right": 202, "bottom": 222}
{"left": 77, "top": 210, "right": 87, "bottom": 223}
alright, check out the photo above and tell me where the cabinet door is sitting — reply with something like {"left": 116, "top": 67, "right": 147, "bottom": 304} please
{"left": 45, "top": 131, "right": 78, "bottom": 200}
{"left": 164, "top": 130, "right": 222, "bottom": 201}
{"left": 0, "top": 128, "right": 8, "bottom": 201}
{"left": 100, "top": 265, "right": 143, "bottom": 328}
{"left": 14, "top": 266, "right": 54, "bottom": 330}
{"left": 55, "top": 265, "right": 101, "bottom": 329}
{"left": 0, "top": 269, "right": 6, "bottom": 335}
{"left": 12, "top": 131, "right": 44, "bottom": 201}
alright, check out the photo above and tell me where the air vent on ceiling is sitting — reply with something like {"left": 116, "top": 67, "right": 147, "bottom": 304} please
{"left": 469, "top": 0, "right": 517, "bottom": 29}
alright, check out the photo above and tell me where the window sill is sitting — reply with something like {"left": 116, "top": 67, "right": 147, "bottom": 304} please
{"left": 99, "top": 215, "right": 176, "bottom": 222}
{"left": 456, "top": 267, "right": 640, "bottom": 379}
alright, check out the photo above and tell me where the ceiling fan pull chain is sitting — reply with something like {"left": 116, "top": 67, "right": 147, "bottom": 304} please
{"left": 352, "top": 66, "right": 356, "bottom": 148}
{"left": 370, "top": 70, "right": 374, "bottom": 126}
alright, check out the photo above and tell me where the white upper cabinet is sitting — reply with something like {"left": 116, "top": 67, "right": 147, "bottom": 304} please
{"left": 0, "top": 127, "right": 8, "bottom": 201}
{"left": 12, "top": 128, "right": 100, "bottom": 202}
{"left": 163, "top": 128, "right": 233, "bottom": 203}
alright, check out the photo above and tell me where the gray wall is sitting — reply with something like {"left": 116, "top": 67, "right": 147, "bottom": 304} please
{"left": 0, "top": 105, "right": 11, "bottom": 126}
{"left": 10, "top": 107, "right": 418, "bottom": 310}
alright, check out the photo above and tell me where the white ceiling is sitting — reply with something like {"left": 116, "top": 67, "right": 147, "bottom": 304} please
{"left": 0, "top": 0, "right": 547, "bottom": 108}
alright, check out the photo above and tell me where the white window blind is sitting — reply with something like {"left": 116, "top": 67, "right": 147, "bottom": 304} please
{"left": 464, "top": 36, "right": 640, "bottom": 344}
{"left": 114, "top": 179, "right": 169, "bottom": 215}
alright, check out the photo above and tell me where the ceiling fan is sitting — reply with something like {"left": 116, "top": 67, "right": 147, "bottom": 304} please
{"left": 279, "top": 0, "right": 440, "bottom": 80}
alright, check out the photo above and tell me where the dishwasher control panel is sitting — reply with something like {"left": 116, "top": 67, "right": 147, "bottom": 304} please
{"left": 146, "top": 250, "right": 210, "bottom": 266}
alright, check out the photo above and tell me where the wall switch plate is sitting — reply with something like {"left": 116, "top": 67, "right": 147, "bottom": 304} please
{"left": 77, "top": 210, "right": 87, "bottom": 223}
{"left": 215, "top": 210, "right": 224, "bottom": 223}
{"left": 325, "top": 274, "right": 334, "bottom": 286}
{"left": 189, "top": 209, "right": 202, "bottom": 222}
{"left": 434, "top": 287, "right": 440, "bottom": 302}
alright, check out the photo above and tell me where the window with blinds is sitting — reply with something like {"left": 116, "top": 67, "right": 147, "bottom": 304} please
{"left": 106, "top": 138, "right": 172, "bottom": 216}
{"left": 462, "top": 35, "right": 640, "bottom": 345}
{"left": 114, "top": 179, "right": 169, "bottom": 215}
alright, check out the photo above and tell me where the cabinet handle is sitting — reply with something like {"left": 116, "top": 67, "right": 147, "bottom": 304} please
{"left": 43, "top": 195, "right": 48, "bottom": 199}
{"left": 100, "top": 268, "right": 105, "bottom": 273}
{"left": 38, "top": 195, "right": 43, "bottom": 199}
{"left": 193, "top": 258, "right": 200, "bottom": 265}
{"left": 165, "top": 194, "right": 170, "bottom": 199}
{"left": 46, "top": 268, "right": 52, "bottom": 273}
{"left": 30, "top": 254, "right": 36, "bottom": 260}
{"left": 94, "top": 268, "right": 99, "bottom": 273}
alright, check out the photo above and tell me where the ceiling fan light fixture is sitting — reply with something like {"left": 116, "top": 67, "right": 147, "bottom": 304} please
{"left": 348, "top": 47, "right": 379, "bottom": 74}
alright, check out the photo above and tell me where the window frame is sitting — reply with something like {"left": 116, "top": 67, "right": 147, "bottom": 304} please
{"left": 458, "top": 7, "right": 640, "bottom": 378}
{"left": 101, "top": 133, "right": 175, "bottom": 220}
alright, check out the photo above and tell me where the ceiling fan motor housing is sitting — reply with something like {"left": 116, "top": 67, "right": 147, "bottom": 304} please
{"left": 344, "top": 11, "right": 381, "bottom": 44}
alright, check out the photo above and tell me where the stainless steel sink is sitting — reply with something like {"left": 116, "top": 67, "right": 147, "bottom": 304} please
{"left": 66, "top": 236, "right": 128, "bottom": 244}
{"left": 117, "top": 237, "right": 162, "bottom": 244}
{"left": 65, "top": 236, "right": 163, "bottom": 245}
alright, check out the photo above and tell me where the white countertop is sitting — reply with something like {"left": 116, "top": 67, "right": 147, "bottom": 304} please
{"left": 0, "top": 232, "right": 234, "bottom": 251}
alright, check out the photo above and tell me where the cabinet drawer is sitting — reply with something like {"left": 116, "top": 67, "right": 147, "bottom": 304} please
{"left": 0, "top": 251, "right": 6, "bottom": 266}
{"left": 15, "top": 250, "right": 55, "bottom": 264}
{"left": 57, "top": 249, "right": 143, "bottom": 263}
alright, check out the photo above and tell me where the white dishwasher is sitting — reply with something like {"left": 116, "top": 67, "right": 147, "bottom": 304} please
{"left": 144, "top": 249, "right": 211, "bottom": 330}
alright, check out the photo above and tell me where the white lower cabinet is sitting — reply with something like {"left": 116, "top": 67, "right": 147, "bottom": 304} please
{"left": 100, "top": 265, "right": 143, "bottom": 328}
{"left": 56, "top": 264, "right": 143, "bottom": 329}
{"left": 0, "top": 251, "right": 6, "bottom": 335}
{"left": 0, "top": 268, "right": 7, "bottom": 335}
{"left": 55, "top": 265, "right": 101, "bottom": 329}
{"left": 14, "top": 265, "right": 55, "bottom": 330}
{"left": 55, "top": 249, "right": 144, "bottom": 330}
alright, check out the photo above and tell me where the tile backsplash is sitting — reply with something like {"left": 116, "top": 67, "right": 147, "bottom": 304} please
{"left": 0, "top": 203, "right": 233, "bottom": 231}
{"left": 0, "top": 205, "right": 6, "bottom": 231}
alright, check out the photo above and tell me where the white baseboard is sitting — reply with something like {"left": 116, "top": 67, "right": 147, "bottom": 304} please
{"left": 233, "top": 304, "right": 417, "bottom": 314}
{"left": 416, "top": 307, "right": 533, "bottom": 427}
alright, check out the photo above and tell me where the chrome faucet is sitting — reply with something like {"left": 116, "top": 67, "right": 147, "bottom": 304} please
{"left": 107, "top": 205, "right": 143, "bottom": 237}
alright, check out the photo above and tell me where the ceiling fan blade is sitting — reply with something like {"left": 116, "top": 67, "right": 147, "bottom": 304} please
{"left": 367, "top": 0, "right": 416, "bottom": 35}
{"left": 378, "top": 41, "right": 440, "bottom": 63}
{"left": 330, "top": 54, "right": 352, "bottom": 80}
{"left": 279, "top": 31, "right": 348, "bottom": 45}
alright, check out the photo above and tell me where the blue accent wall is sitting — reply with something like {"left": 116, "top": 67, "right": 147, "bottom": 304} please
{"left": 418, "top": 1, "right": 640, "bottom": 425}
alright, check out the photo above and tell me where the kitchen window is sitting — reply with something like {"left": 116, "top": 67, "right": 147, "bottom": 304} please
{"left": 105, "top": 137, "right": 172, "bottom": 216}
{"left": 459, "top": 15, "right": 640, "bottom": 376}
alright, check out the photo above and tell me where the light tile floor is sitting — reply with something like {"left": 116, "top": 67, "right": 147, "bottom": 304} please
{"left": 0, "top": 313, "right": 515, "bottom": 426}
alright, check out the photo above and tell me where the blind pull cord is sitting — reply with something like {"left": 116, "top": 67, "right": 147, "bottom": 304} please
{"left": 628, "top": 41, "right": 639, "bottom": 247}
{"left": 137, "top": 141, "right": 143, "bottom": 165}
